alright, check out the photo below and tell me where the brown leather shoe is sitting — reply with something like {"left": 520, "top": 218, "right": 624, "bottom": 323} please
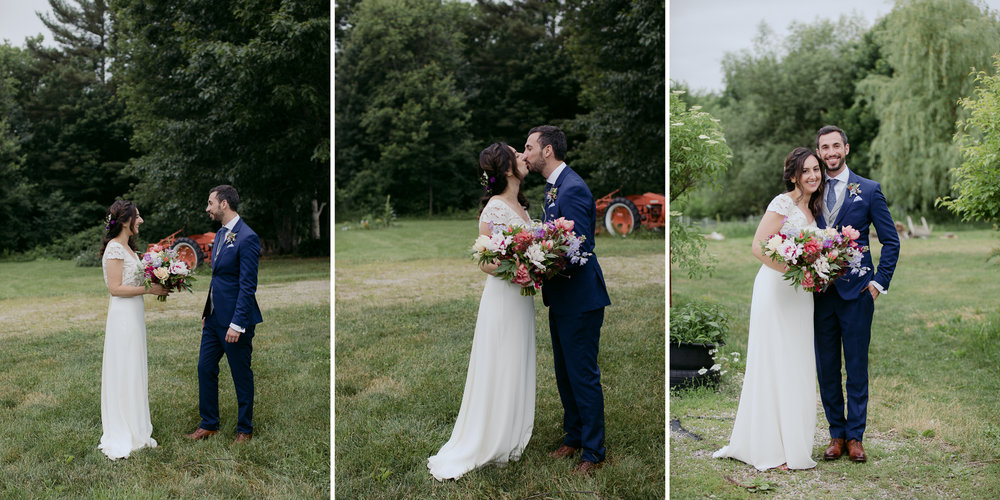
{"left": 234, "top": 432, "right": 252, "bottom": 443}
{"left": 824, "top": 438, "right": 845, "bottom": 460}
{"left": 847, "top": 439, "right": 866, "bottom": 462}
{"left": 573, "top": 460, "right": 602, "bottom": 475}
{"left": 186, "top": 428, "right": 218, "bottom": 440}
{"left": 548, "top": 444, "right": 578, "bottom": 459}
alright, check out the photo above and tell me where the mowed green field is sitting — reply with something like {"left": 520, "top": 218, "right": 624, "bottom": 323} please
{"left": 671, "top": 228, "right": 1000, "bottom": 499}
{"left": 335, "top": 219, "right": 666, "bottom": 499}
{"left": 0, "top": 257, "right": 330, "bottom": 498}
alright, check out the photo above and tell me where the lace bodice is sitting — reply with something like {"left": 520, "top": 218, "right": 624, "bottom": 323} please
{"left": 102, "top": 241, "right": 143, "bottom": 288}
{"left": 766, "top": 193, "right": 817, "bottom": 233}
{"left": 479, "top": 198, "right": 531, "bottom": 229}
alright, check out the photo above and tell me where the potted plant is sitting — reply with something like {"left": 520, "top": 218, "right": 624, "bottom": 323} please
{"left": 670, "top": 301, "right": 728, "bottom": 389}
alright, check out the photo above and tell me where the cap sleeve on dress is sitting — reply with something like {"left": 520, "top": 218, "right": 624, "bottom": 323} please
{"left": 479, "top": 199, "right": 508, "bottom": 227}
{"left": 104, "top": 241, "right": 126, "bottom": 260}
{"left": 765, "top": 194, "right": 794, "bottom": 218}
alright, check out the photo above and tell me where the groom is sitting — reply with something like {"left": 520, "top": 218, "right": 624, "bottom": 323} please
{"left": 813, "top": 126, "right": 899, "bottom": 463}
{"left": 187, "top": 185, "right": 263, "bottom": 443}
{"left": 524, "top": 125, "right": 612, "bottom": 475}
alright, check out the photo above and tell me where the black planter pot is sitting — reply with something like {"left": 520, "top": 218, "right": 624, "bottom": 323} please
{"left": 669, "top": 341, "right": 721, "bottom": 389}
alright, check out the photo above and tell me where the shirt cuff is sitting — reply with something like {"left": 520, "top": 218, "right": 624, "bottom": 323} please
{"left": 870, "top": 281, "right": 887, "bottom": 295}
{"left": 229, "top": 323, "right": 246, "bottom": 333}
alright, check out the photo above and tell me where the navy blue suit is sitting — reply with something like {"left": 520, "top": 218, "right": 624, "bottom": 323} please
{"left": 542, "top": 166, "right": 612, "bottom": 463}
{"left": 200, "top": 217, "right": 263, "bottom": 434}
{"left": 814, "top": 170, "right": 899, "bottom": 442}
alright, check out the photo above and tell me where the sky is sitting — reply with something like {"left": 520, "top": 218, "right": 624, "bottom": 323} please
{"left": 670, "top": 0, "right": 1000, "bottom": 93}
{"left": 0, "top": 0, "right": 56, "bottom": 47}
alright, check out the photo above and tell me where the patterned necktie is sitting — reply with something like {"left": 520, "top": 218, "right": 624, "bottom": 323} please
{"left": 826, "top": 179, "right": 838, "bottom": 212}
{"left": 215, "top": 227, "right": 228, "bottom": 260}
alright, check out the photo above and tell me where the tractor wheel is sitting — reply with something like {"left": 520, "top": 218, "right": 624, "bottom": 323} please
{"left": 604, "top": 197, "right": 640, "bottom": 236}
{"left": 172, "top": 237, "right": 205, "bottom": 272}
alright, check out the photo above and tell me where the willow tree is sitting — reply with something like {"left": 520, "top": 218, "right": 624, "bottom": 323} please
{"left": 858, "top": 0, "right": 1000, "bottom": 213}
{"left": 941, "top": 55, "right": 1000, "bottom": 224}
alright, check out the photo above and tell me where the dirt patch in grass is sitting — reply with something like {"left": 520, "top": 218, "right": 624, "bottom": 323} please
{"left": 0, "top": 279, "right": 329, "bottom": 339}
{"left": 334, "top": 254, "right": 664, "bottom": 307}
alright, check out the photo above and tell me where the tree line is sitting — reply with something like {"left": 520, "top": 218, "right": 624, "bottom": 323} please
{"left": 335, "top": 0, "right": 665, "bottom": 218}
{"left": 673, "top": 0, "right": 1000, "bottom": 222}
{"left": 0, "top": 0, "right": 329, "bottom": 258}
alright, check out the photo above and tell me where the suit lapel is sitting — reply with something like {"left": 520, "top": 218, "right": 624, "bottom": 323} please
{"left": 832, "top": 172, "right": 861, "bottom": 229}
{"left": 546, "top": 167, "right": 571, "bottom": 222}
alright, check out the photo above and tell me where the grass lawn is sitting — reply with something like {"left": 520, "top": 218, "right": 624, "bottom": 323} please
{"left": 0, "top": 257, "right": 331, "bottom": 498}
{"left": 670, "top": 228, "right": 1000, "bottom": 499}
{"left": 335, "top": 219, "right": 666, "bottom": 499}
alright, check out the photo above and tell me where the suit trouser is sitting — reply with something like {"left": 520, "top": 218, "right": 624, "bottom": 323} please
{"left": 550, "top": 307, "right": 606, "bottom": 463}
{"left": 814, "top": 289, "right": 874, "bottom": 442}
{"left": 199, "top": 322, "right": 255, "bottom": 434}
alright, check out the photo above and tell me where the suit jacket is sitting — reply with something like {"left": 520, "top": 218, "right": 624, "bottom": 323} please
{"left": 202, "top": 217, "right": 264, "bottom": 330}
{"left": 817, "top": 170, "right": 900, "bottom": 301}
{"left": 541, "top": 166, "right": 612, "bottom": 314}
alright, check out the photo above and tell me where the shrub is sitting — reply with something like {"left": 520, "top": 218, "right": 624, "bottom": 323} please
{"left": 670, "top": 301, "right": 728, "bottom": 345}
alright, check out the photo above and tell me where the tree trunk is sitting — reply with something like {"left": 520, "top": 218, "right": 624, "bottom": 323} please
{"left": 274, "top": 209, "right": 297, "bottom": 254}
{"left": 428, "top": 184, "right": 433, "bottom": 216}
{"left": 311, "top": 198, "right": 327, "bottom": 239}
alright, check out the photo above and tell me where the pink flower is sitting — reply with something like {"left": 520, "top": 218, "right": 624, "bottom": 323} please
{"left": 513, "top": 263, "right": 532, "bottom": 286}
{"left": 552, "top": 217, "right": 575, "bottom": 232}
{"left": 842, "top": 225, "right": 861, "bottom": 241}
{"left": 801, "top": 270, "right": 815, "bottom": 289}
{"left": 803, "top": 239, "right": 821, "bottom": 255}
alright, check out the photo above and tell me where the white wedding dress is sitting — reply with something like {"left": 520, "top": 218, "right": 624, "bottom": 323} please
{"left": 713, "top": 193, "right": 818, "bottom": 470}
{"left": 99, "top": 241, "right": 157, "bottom": 459}
{"left": 428, "top": 198, "right": 536, "bottom": 481}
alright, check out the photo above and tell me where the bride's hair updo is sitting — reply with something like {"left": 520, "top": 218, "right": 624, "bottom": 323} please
{"left": 478, "top": 142, "right": 529, "bottom": 216}
{"left": 783, "top": 147, "right": 826, "bottom": 218}
{"left": 100, "top": 200, "right": 139, "bottom": 258}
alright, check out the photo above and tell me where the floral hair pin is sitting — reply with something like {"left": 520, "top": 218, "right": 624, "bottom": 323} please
{"left": 104, "top": 214, "right": 116, "bottom": 230}
{"left": 480, "top": 171, "right": 495, "bottom": 193}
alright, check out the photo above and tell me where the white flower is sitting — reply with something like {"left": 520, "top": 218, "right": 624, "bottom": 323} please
{"left": 710, "top": 363, "right": 722, "bottom": 372}
{"left": 765, "top": 235, "right": 783, "bottom": 254}
{"left": 525, "top": 243, "right": 546, "bottom": 270}
{"left": 720, "top": 371, "right": 728, "bottom": 375}
{"left": 473, "top": 234, "right": 491, "bottom": 254}
{"left": 691, "top": 105, "right": 702, "bottom": 111}
{"left": 153, "top": 267, "right": 170, "bottom": 281}
{"left": 814, "top": 256, "right": 831, "bottom": 280}
{"left": 698, "top": 134, "right": 710, "bottom": 139}
{"left": 168, "top": 261, "right": 190, "bottom": 276}
{"left": 777, "top": 241, "right": 802, "bottom": 264}
{"left": 671, "top": 122, "right": 684, "bottom": 126}
{"left": 697, "top": 368, "right": 708, "bottom": 375}
{"left": 708, "top": 348, "right": 718, "bottom": 355}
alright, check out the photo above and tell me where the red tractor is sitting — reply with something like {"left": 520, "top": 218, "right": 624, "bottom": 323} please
{"left": 595, "top": 189, "right": 666, "bottom": 236}
{"left": 147, "top": 229, "right": 217, "bottom": 272}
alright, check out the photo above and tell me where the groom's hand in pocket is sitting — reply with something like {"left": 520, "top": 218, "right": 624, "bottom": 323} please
{"left": 225, "top": 328, "right": 241, "bottom": 343}
{"left": 866, "top": 282, "right": 880, "bottom": 302}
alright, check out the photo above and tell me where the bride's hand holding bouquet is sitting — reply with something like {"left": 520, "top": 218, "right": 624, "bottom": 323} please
{"left": 139, "top": 245, "right": 197, "bottom": 302}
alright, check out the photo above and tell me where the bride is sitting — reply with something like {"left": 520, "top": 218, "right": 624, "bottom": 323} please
{"left": 428, "top": 143, "right": 536, "bottom": 481}
{"left": 713, "top": 147, "right": 825, "bottom": 471}
{"left": 99, "top": 200, "right": 168, "bottom": 459}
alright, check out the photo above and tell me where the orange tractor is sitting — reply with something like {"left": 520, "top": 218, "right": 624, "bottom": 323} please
{"left": 147, "top": 229, "right": 217, "bottom": 272}
{"left": 595, "top": 189, "right": 666, "bottom": 236}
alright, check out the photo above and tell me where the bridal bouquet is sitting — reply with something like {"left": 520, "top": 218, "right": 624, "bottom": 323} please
{"left": 761, "top": 225, "right": 870, "bottom": 292}
{"left": 471, "top": 217, "right": 592, "bottom": 296}
{"left": 139, "top": 245, "right": 196, "bottom": 301}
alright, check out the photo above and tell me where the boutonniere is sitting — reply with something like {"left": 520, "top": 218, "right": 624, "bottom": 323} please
{"left": 847, "top": 183, "right": 862, "bottom": 198}
{"left": 225, "top": 231, "right": 238, "bottom": 245}
{"left": 545, "top": 187, "right": 558, "bottom": 204}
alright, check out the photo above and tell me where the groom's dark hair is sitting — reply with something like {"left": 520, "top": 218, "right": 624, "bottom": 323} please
{"left": 815, "top": 125, "right": 848, "bottom": 149}
{"left": 528, "top": 125, "right": 567, "bottom": 161}
{"left": 210, "top": 185, "right": 240, "bottom": 211}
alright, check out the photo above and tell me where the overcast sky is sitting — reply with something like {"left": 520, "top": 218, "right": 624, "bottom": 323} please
{"left": 670, "top": 0, "right": 1000, "bottom": 93}
{"left": 0, "top": 0, "right": 56, "bottom": 47}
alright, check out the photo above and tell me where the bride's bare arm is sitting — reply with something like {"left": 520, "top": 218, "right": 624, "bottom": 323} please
{"left": 105, "top": 259, "right": 167, "bottom": 297}
{"left": 751, "top": 211, "right": 790, "bottom": 273}
{"left": 478, "top": 221, "right": 499, "bottom": 275}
